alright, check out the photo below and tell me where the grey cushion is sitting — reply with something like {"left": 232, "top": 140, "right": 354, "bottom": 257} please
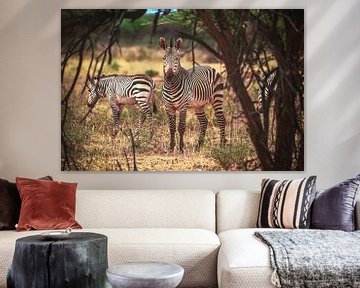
{"left": 311, "top": 174, "right": 360, "bottom": 231}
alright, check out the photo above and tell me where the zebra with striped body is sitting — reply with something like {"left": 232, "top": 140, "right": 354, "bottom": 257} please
{"left": 160, "top": 37, "right": 226, "bottom": 152}
{"left": 87, "top": 74, "right": 155, "bottom": 139}
{"left": 256, "top": 67, "right": 279, "bottom": 113}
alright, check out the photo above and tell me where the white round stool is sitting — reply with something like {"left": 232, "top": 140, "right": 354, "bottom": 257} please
{"left": 106, "top": 262, "right": 184, "bottom": 288}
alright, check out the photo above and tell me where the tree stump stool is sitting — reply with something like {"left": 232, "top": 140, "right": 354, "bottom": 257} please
{"left": 7, "top": 232, "right": 108, "bottom": 288}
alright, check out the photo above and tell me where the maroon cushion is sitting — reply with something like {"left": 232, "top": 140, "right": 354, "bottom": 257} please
{"left": 311, "top": 174, "right": 360, "bottom": 231}
{"left": 16, "top": 177, "right": 82, "bottom": 231}
{"left": 0, "top": 176, "right": 52, "bottom": 230}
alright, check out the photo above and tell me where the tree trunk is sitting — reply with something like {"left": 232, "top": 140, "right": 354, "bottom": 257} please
{"left": 7, "top": 232, "right": 108, "bottom": 288}
{"left": 225, "top": 62, "right": 274, "bottom": 170}
{"left": 273, "top": 79, "right": 296, "bottom": 170}
{"left": 196, "top": 10, "right": 275, "bottom": 170}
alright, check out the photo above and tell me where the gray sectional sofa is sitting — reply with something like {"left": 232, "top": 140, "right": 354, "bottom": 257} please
{"left": 0, "top": 189, "right": 359, "bottom": 288}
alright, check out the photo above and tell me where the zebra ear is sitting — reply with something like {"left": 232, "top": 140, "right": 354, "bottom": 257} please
{"left": 159, "top": 37, "right": 167, "bottom": 50}
{"left": 89, "top": 77, "right": 95, "bottom": 85}
{"left": 175, "top": 38, "right": 182, "bottom": 50}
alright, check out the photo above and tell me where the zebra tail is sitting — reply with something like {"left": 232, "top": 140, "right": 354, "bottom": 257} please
{"left": 149, "top": 81, "right": 157, "bottom": 113}
{"left": 214, "top": 72, "right": 224, "bottom": 94}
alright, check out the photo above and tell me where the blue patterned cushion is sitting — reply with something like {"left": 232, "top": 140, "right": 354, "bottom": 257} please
{"left": 311, "top": 174, "right": 360, "bottom": 231}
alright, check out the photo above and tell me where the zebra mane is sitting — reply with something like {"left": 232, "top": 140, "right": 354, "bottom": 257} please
{"left": 169, "top": 38, "right": 173, "bottom": 48}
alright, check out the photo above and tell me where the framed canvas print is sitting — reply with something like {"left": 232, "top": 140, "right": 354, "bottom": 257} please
{"left": 61, "top": 9, "right": 304, "bottom": 171}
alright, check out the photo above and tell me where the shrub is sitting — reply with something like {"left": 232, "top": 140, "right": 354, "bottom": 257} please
{"left": 110, "top": 60, "right": 120, "bottom": 71}
{"left": 210, "top": 142, "right": 250, "bottom": 170}
{"left": 145, "top": 69, "right": 159, "bottom": 77}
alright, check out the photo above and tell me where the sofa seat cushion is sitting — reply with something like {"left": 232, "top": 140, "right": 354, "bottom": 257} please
{"left": 218, "top": 228, "right": 282, "bottom": 288}
{"left": 0, "top": 228, "right": 219, "bottom": 288}
{"left": 101, "top": 228, "right": 220, "bottom": 288}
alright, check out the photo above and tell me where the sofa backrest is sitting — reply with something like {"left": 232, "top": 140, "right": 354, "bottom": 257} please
{"left": 217, "top": 190, "right": 360, "bottom": 232}
{"left": 216, "top": 190, "right": 260, "bottom": 233}
{"left": 76, "top": 190, "right": 216, "bottom": 231}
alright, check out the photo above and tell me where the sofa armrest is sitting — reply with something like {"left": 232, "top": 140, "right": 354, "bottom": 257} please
{"left": 356, "top": 200, "right": 360, "bottom": 230}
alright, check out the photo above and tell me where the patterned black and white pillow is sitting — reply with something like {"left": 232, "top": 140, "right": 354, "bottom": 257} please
{"left": 257, "top": 176, "right": 317, "bottom": 229}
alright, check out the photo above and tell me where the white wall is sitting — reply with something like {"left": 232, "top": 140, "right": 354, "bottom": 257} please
{"left": 0, "top": 0, "right": 359, "bottom": 190}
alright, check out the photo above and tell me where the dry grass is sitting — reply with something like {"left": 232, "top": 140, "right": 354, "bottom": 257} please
{"left": 62, "top": 46, "right": 258, "bottom": 171}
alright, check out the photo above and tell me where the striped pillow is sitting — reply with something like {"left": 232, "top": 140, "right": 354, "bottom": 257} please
{"left": 257, "top": 176, "right": 317, "bottom": 229}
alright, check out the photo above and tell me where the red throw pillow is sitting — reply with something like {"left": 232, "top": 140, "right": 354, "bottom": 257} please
{"left": 16, "top": 177, "right": 82, "bottom": 231}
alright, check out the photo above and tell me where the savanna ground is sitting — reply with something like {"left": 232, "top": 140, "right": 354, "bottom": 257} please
{"left": 62, "top": 45, "right": 259, "bottom": 171}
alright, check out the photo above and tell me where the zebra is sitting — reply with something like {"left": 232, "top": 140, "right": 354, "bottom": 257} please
{"left": 87, "top": 74, "right": 155, "bottom": 139}
{"left": 159, "top": 37, "right": 226, "bottom": 153}
{"left": 256, "top": 67, "right": 279, "bottom": 113}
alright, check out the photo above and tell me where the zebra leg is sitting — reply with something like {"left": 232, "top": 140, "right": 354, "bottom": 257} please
{"left": 134, "top": 113, "right": 146, "bottom": 138}
{"left": 212, "top": 102, "right": 226, "bottom": 146}
{"left": 136, "top": 102, "right": 153, "bottom": 139}
{"left": 111, "top": 104, "right": 122, "bottom": 164}
{"left": 212, "top": 73, "right": 226, "bottom": 146}
{"left": 167, "top": 110, "right": 176, "bottom": 152}
{"left": 195, "top": 107, "right": 208, "bottom": 150}
{"left": 178, "top": 109, "right": 187, "bottom": 153}
{"left": 111, "top": 104, "right": 121, "bottom": 139}
{"left": 216, "top": 110, "right": 226, "bottom": 146}
{"left": 147, "top": 109, "right": 154, "bottom": 139}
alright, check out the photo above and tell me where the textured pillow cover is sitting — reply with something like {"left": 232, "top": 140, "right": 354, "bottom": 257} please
{"left": 16, "top": 177, "right": 82, "bottom": 231}
{"left": 257, "top": 176, "right": 317, "bottom": 229}
{"left": 0, "top": 179, "right": 20, "bottom": 230}
{"left": 0, "top": 176, "right": 52, "bottom": 230}
{"left": 311, "top": 174, "right": 360, "bottom": 231}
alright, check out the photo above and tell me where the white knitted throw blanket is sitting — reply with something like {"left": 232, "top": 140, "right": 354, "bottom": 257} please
{"left": 255, "top": 230, "right": 360, "bottom": 288}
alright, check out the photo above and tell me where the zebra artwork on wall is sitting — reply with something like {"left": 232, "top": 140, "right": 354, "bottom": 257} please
{"left": 160, "top": 37, "right": 226, "bottom": 153}
{"left": 61, "top": 9, "right": 304, "bottom": 171}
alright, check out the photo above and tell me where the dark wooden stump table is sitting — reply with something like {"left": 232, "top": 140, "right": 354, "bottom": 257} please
{"left": 7, "top": 232, "right": 108, "bottom": 288}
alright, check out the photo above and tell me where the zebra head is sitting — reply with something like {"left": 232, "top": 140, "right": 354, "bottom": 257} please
{"left": 159, "top": 37, "right": 182, "bottom": 78}
{"left": 87, "top": 78, "right": 101, "bottom": 108}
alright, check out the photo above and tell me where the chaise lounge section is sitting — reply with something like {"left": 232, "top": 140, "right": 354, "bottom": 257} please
{"left": 216, "top": 189, "right": 360, "bottom": 288}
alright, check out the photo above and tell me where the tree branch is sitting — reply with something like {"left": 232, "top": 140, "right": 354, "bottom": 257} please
{"left": 177, "top": 31, "right": 222, "bottom": 60}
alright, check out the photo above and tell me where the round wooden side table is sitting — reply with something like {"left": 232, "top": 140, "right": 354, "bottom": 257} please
{"left": 106, "top": 262, "right": 184, "bottom": 288}
{"left": 7, "top": 232, "right": 108, "bottom": 288}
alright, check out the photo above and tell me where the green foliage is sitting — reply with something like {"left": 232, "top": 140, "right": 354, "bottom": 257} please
{"left": 110, "top": 60, "right": 120, "bottom": 71}
{"left": 211, "top": 142, "right": 250, "bottom": 171}
{"left": 121, "top": 15, "right": 153, "bottom": 33}
{"left": 145, "top": 69, "right": 159, "bottom": 77}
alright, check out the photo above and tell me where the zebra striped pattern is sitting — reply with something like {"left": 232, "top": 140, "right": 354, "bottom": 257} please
{"left": 87, "top": 74, "right": 155, "bottom": 138}
{"left": 256, "top": 67, "right": 279, "bottom": 113}
{"left": 160, "top": 37, "right": 226, "bottom": 152}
